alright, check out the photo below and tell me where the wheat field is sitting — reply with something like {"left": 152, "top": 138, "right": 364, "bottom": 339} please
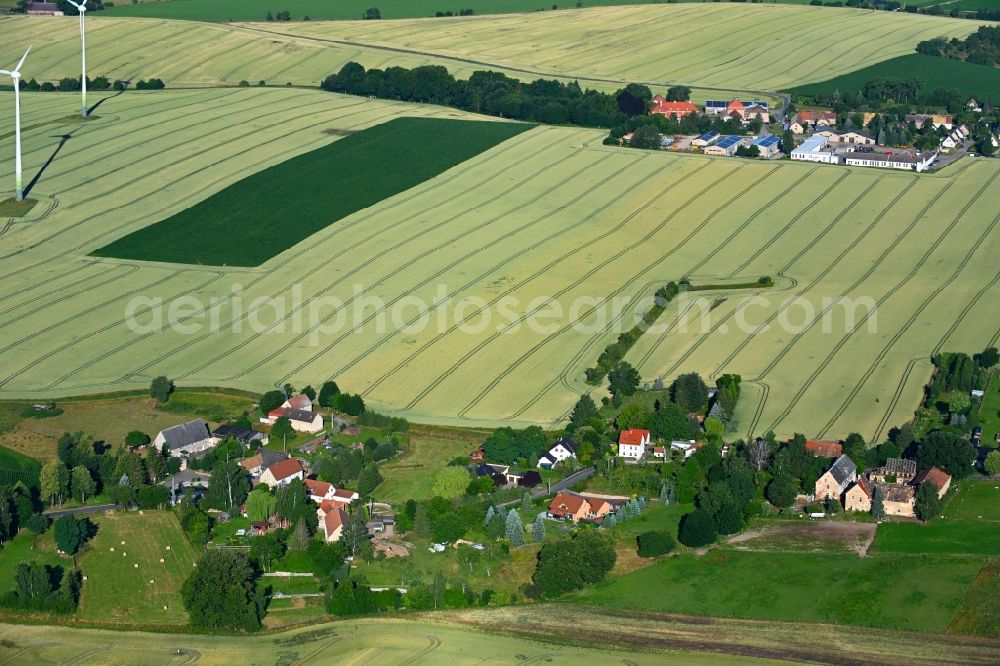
{"left": 1, "top": 87, "right": 998, "bottom": 441}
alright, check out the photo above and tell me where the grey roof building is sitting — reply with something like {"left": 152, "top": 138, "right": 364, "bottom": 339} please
{"left": 153, "top": 419, "right": 214, "bottom": 458}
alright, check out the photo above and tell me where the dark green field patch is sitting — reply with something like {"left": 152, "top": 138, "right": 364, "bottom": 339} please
{"left": 790, "top": 53, "right": 1000, "bottom": 103}
{"left": 93, "top": 117, "right": 533, "bottom": 267}
{"left": 0, "top": 444, "right": 41, "bottom": 487}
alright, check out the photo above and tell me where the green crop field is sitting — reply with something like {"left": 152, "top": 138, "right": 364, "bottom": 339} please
{"left": 0, "top": 444, "right": 40, "bottom": 486}
{"left": 75, "top": 511, "right": 199, "bottom": 624}
{"left": 259, "top": 5, "right": 984, "bottom": 91}
{"left": 95, "top": 118, "right": 531, "bottom": 266}
{"left": 792, "top": 53, "right": 1000, "bottom": 102}
{"left": 0, "top": 14, "right": 771, "bottom": 105}
{"left": 576, "top": 548, "right": 984, "bottom": 632}
{"left": 1, "top": 86, "right": 1000, "bottom": 440}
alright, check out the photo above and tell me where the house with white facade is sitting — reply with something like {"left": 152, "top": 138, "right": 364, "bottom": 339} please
{"left": 154, "top": 419, "right": 215, "bottom": 464}
{"left": 791, "top": 135, "right": 840, "bottom": 164}
{"left": 618, "top": 429, "right": 650, "bottom": 459}
{"left": 537, "top": 438, "right": 577, "bottom": 468}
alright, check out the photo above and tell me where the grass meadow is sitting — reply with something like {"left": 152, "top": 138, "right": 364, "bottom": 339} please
{"left": 374, "top": 426, "right": 485, "bottom": 502}
{"left": 94, "top": 118, "right": 532, "bottom": 266}
{"left": 976, "top": 374, "right": 1000, "bottom": 449}
{"left": 0, "top": 88, "right": 999, "bottom": 440}
{"left": 75, "top": 511, "right": 199, "bottom": 625}
{"left": 791, "top": 53, "right": 1000, "bottom": 101}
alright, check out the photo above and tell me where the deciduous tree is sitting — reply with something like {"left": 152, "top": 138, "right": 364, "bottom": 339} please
{"left": 182, "top": 550, "right": 263, "bottom": 631}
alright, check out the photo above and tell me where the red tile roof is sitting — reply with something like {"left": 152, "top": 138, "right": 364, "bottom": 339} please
{"left": 268, "top": 407, "right": 286, "bottom": 418}
{"left": 305, "top": 478, "right": 332, "bottom": 498}
{"left": 332, "top": 488, "right": 357, "bottom": 501}
{"left": 854, "top": 477, "right": 872, "bottom": 498}
{"left": 806, "top": 440, "right": 843, "bottom": 457}
{"left": 650, "top": 99, "right": 698, "bottom": 117}
{"left": 548, "top": 492, "right": 589, "bottom": 517}
{"left": 618, "top": 429, "right": 649, "bottom": 446}
{"left": 285, "top": 394, "right": 312, "bottom": 410}
{"left": 914, "top": 467, "right": 951, "bottom": 490}
{"left": 266, "top": 458, "right": 303, "bottom": 482}
{"left": 322, "top": 505, "right": 347, "bottom": 536}
{"left": 727, "top": 99, "right": 745, "bottom": 111}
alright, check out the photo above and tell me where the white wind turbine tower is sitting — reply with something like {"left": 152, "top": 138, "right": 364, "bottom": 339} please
{"left": 0, "top": 47, "right": 31, "bottom": 201}
{"left": 67, "top": 0, "right": 89, "bottom": 117}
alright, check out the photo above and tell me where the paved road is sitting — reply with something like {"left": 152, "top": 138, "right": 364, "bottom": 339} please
{"left": 499, "top": 466, "right": 595, "bottom": 507}
{"left": 44, "top": 504, "right": 118, "bottom": 518}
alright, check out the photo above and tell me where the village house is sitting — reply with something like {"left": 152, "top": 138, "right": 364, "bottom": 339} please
{"left": 317, "top": 501, "right": 349, "bottom": 543}
{"left": 670, "top": 439, "right": 701, "bottom": 458}
{"left": 869, "top": 457, "right": 916, "bottom": 484}
{"left": 547, "top": 491, "right": 612, "bottom": 523}
{"left": 653, "top": 445, "right": 666, "bottom": 458}
{"left": 743, "top": 103, "right": 769, "bottom": 124}
{"left": 914, "top": 467, "right": 951, "bottom": 498}
{"left": 967, "top": 98, "right": 982, "bottom": 113}
{"left": 281, "top": 394, "right": 314, "bottom": 412}
{"left": 239, "top": 449, "right": 289, "bottom": 478}
{"left": 366, "top": 515, "right": 396, "bottom": 537}
{"left": 805, "top": 440, "right": 843, "bottom": 457}
{"left": 304, "top": 478, "right": 358, "bottom": 505}
{"left": 815, "top": 454, "right": 857, "bottom": 501}
{"left": 212, "top": 424, "right": 268, "bottom": 447}
{"left": 468, "top": 448, "right": 485, "bottom": 463}
{"left": 472, "top": 463, "right": 522, "bottom": 486}
{"left": 844, "top": 477, "right": 873, "bottom": 512}
{"left": 26, "top": 2, "right": 63, "bottom": 14}
{"left": 725, "top": 99, "right": 745, "bottom": 122}
{"left": 882, "top": 484, "right": 916, "bottom": 517}
{"left": 258, "top": 458, "right": 306, "bottom": 488}
{"left": 617, "top": 429, "right": 650, "bottom": 459}
{"left": 837, "top": 131, "right": 874, "bottom": 145}
{"left": 790, "top": 110, "right": 837, "bottom": 134}
{"left": 263, "top": 407, "right": 324, "bottom": 433}
{"left": 154, "top": 419, "right": 215, "bottom": 466}
{"left": 649, "top": 96, "right": 699, "bottom": 119}
{"left": 537, "top": 437, "right": 577, "bottom": 469}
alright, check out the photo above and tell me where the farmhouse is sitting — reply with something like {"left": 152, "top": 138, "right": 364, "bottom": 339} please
{"left": 653, "top": 445, "right": 666, "bottom": 458}
{"left": 160, "top": 469, "right": 211, "bottom": 502}
{"left": 239, "top": 449, "right": 289, "bottom": 477}
{"left": 843, "top": 151, "right": 935, "bottom": 173}
{"left": 265, "top": 407, "right": 324, "bottom": 433}
{"left": 472, "top": 463, "right": 522, "bottom": 486}
{"left": 726, "top": 99, "right": 745, "bottom": 121}
{"left": 914, "top": 467, "right": 951, "bottom": 498}
{"left": 618, "top": 429, "right": 650, "bottom": 458}
{"left": 882, "top": 484, "right": 916, "bottom": 517}
{"left": 317, "top": 501, "right": 349, "bottom": 543}
{"left": 670, "top": 439, "right": 701, "bottom": 458}
{"left": 815, "top": 454, "right": 857, "bottom": 500}
{"left": 791, "top": 135, "right": 839, "bottom": 164}
{"left": 537, "top": 437, "right": 577, "bottom": 468}
{"left": 790, "top": 110, "right": 837, "bottom": 134}
{"left": 844, "top": 477, "right": 873, "bottom": 512}
{"left": 704, "top": 100, "right": 728, "bottom": 115}
{"left": 212, "top": 424, "right": 268, "bottom": 447}
{"left": 743, "top": 104, "right": 770, "bottom": 124}
{"left": 259, "top": 458, "right": 306, "bottom": 488}
{"left": 751, "top": 134, "right": 781, "bottom": 157}
{"left": 650, "top": 96, "right": 699, "bottom": 118}
{"left": 304, "top": 479, "right": 359, "bottom": 505}
{"left": 691, "top": 131, "right": 720, "bottom": 147}
{"left": 154, "top": 419, "right": 215, "bottom": 463}
{"left": 869, "top": 457, "right": 916, "bottom": 484}
{"left": 547, "top": 492, "right": 612, "bottom": 523}
{"left": 282, "top": 394, "right": 314, "bottom": 411}
{"left": 805, "top": 440, "right": 843, "bottom": 457}
{"left": 703, "top": 135, "right": 746, "bottom": 157}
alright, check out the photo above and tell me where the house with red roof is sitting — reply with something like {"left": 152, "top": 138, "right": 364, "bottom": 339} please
{"left": 650, "top": 96, "right": 699, "bottom": 119}
{"left": 282, "top": 394, "right": 314, "bottom": 412}
{"left": 844, "top": 477, "right": 873, "bottom": 512}
{"left": 263, "top": 407, "right": 324, "bottom": 433}
{"left": 805, "top": 440, "right": 843, "bottom": 458}
{"left": 259, "top": 458, "right": 305, "bottom": 488}
{"left": 317, "top": 501, "right": 349, "bottom": 543}
{"left": 914, "top": 467, "right": 951, "bottom": 498}
{"left": 618, "top": 429, "right": 650, "bottom": 459}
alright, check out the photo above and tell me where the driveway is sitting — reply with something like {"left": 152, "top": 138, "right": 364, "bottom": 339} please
{"left": 44, "top": 504, "right": 118, "bottom": 518}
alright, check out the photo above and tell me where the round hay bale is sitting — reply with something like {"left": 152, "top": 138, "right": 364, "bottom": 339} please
{"left": 121, "top": 541, "right": 125, "bottom": 545}
{"left": 123, "top": 552, "right": 127, "bottom": 557}
{"left": 159, "top": 558, "right": 165, "bottom": 563}
{"left": 134, "top": 563, "right": 139, "bottom": 568}
{"left": 110, "top": 547, "right": 115, "bottom": 552}
{"left": 166, "top": 546, "right": 171, "bottom": 550}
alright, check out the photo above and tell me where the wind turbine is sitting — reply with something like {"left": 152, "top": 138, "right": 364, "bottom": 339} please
{"left": 0, "top": 47, "right": 31, "bottom": 201}
{"left": 67, "top": 0, "right": 88, "bottom": 117}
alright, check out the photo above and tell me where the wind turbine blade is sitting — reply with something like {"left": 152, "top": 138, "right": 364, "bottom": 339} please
{"left": 14, "top": 46, "right": 30, "bottom": 74}
{"left": 0, "top": 70, "right": 10, "bottom": 76}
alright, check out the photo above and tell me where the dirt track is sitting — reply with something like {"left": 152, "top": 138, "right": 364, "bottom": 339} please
{"left": 726, "top": 520, "right": 877, "bottom": 556}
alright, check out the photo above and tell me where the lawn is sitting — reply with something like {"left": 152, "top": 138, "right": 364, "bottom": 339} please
{"left": 871, "top": 520, "right": 1000, "bottom": 556}
{"left": 76, "top": 510, "right": 199, "bottom": 625}
{"left": 949, "top": 560, "right": 1000, "bottom": 637}
{"left": 976, "top": 374, "right": 1000, "bottom": 451}
{"left": 791, "top": 53, "right": 1000, "bottom": 102}
{"left": 576, "top": 549, "right": 984, "bottom": 632}
{"left": 0, "top": 529, "right": 64, "bottom": 595}
{"left": 154, "top": 390, "right": 256, "bottom": 422}
{"left": 940, "top": 480, "right": 1000, "bottom": 521}
{"left": 375, "top": 426, "right": 485, "bottom": 502}
{"left": 93, "top": 118, "right": 533, "bottom": 266}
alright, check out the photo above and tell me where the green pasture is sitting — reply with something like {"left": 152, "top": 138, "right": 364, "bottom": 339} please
{"left": 94, "top": 117, "right": 532, "bottom": 266}
{"left": 374, "top": 429, "right": 483, "bottom": 502}
{"left": 976, "top": 376, "right": 1000, "bottom": 449}
{"left": 871, "top": 520, "right": 1000, "bottom": 555}
{"left": 75, "top": 510, "right": 199, "bottom": 625}
{"left": 792, "top": 53, "right": 1000, "bottom": 101}
{"left": 0, "top": 529, "right": 63, "bottom": 595}
{"left": 576, "top": 549, "right": 984, "bottom": 632}
{"left": 949, "top": 560, "right": 1000, "bottom": 637}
